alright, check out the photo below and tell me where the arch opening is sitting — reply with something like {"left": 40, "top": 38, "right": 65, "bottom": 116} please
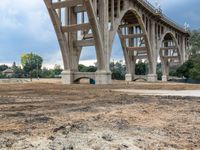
{"left": 158, "top": 32, "right": 181, "bottom": 81}
{"left": 110, "top": 10, "right": 151, "bottom": 82}
{"left": 110, "top": 33, "right": 126, "bottom": 80}
{"left": 74, "top": 77, "right": 96, "bottom": 84}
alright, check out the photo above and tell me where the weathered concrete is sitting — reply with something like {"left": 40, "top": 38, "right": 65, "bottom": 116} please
{"left": 44, "top": 0, "right": 190, "bottom": 84}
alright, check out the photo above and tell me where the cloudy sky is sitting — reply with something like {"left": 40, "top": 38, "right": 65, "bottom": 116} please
{"left": 0, "top": 0, "right": 199, "bottom": 68}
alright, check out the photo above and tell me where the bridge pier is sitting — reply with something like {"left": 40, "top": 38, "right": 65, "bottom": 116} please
{"left": 61, "top": 70, "right": 74, "bottom": 85}
{"left": 95, "top": 71, "right": 112, "bottom": 85}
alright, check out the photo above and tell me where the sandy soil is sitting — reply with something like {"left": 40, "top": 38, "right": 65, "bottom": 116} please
{"left": 0, "top": 80, "right": 200, "bottom": 150}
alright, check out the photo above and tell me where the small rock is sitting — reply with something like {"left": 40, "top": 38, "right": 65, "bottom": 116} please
{"left": 48, "top": 136, "right": 55, "bottom": 141}
{"left": 53, "top": 126, "right": 66, "bottom": 133}
{"left": 102, "top": 133, "right": 113, "bottom": 142}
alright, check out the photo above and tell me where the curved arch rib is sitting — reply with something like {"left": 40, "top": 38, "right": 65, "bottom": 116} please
{"left": 84, "top": 0, "right": 105, "bottom": 71}
{"left": 44, "top": 0, "right": 71, "bottom": 70}
{"left": 159, "top": 31, "right": 181, "bottom": 81}
{"left": 109, "top": 8, "right": 155, "bottom": 81}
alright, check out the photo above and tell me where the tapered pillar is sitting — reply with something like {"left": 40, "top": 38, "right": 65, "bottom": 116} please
{"left": 147, "top": 20, "right": 157, "bottom": 82}
{"left": 96, "top": 0, "right": 112, "bottom": 84}
{"left": 161, "top": 58, "right": 169, "bottom": 82}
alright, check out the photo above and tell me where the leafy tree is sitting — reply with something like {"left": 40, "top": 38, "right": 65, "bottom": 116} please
{"left": 79, "top": 64, "right": 97, "bottom": 72}
{"left": 177, "top": 54, "right": 200, "bottom": 80}
{"left": 21, "top": 53, "right": 43, "bottom": 76}
{"left": 135, "top": 61, "right": 148, "bottom": 75}
{"left": 110, "top": 61, "right": 126, "bottom": 80}
{"left": 40, "top": 68, "right": 54, "bottom": 78}
{"left": 177, "top": 59, "right": 194, "bottom": 78}
{"left": 156, "top": 63, "right": 162, "bottom": 80}
{"left": 0, "top": 64, "right": 8, "bottom": 72}
{"left": 0, "top": 73, "right": 6, "bottom": 78}
{"left": 53, "top": 64, "right": 63, "bottom": 75}
{"left": 189, "top": 29, "right": 200, "bottom": 56}
{"left": 86, "top": 66, "right": 97, "bottom": 72}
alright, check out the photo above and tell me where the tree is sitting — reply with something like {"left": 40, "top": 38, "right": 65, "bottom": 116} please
{"left": 21, "top": 53, "right": 43, "bottom": 77}
{"left": 110, "top": 61, "right": 126, "bottom": 80}
{"left": 12, "top": 66, "right": 24, "bottom": 78}
{"left": 188, "top": 29, "right": 200, "bottom": 56}
{"left": 177, "top": 54, "right": 200, "bottom": 80}
{"left": 135, "top": 61, "right": 148, "bottom": 75}
{"left": 0, "top": 64, "right": 8, "bottom": 72}
{"left": 78, "top": 64, "right": 97, "bottom": 72}
{"left": 53, "top": 64, "right": 63, "bottom": 75}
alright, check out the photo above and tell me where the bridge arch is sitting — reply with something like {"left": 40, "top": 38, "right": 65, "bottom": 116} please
{"left": 109, "top": 8, "right": 153, "bottom": 81}
{"left": 73, "top": 72, "right": 96, "bottom": 84}
{"left": 159, "top": 31, "right": 181, "bottom": 81}
{"left": 74, "top": 77, "right": 96, "bottom": 84}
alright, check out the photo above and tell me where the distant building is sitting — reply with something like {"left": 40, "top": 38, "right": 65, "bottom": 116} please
{"left": 2, "top": 69, "right": 14, "bottom": 77}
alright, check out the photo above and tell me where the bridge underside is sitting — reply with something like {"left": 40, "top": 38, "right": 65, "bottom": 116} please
{"left": 44, "top": 0, "right": 190, "bottom": 84}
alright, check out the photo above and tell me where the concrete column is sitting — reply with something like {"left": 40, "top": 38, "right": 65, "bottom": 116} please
{"left": 111, "top": 0, "right": 115, "bottom": 30}
{"left": 61, "top": 70, "right": 74, "bottom": 84}
{"left": 96, "top": 0, "right": 112, "bottom": 84}
{"left": 161, "top": 58, "right": 169, "bottom": 82}
{"left": 182, "top": 37, "right": 186, "bottom": 63}
{"left": 125, "top": 27, "right": 135, "bottom": 82}
{"left": 147, "top": 20, "right": 157, "bottom": 82}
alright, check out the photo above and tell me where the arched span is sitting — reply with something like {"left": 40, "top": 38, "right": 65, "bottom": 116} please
{"left": 109, "top": 8, "right": 152, "bottom": 55}
{"left": 159, "top": 31, "right": 181, "bottom": 62}
{"left": 74, "top": 77, "right": 96, "bottom": 84}
{"left": 133, "top": 78, "right": 147, "bottom": 82}
{"left": 109, "top": 8, "right": 154, "bottom": 74}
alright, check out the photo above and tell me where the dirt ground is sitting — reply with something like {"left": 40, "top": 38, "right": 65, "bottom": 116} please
{"left": 0, "top": 80, "right": 200, "bottom": 150}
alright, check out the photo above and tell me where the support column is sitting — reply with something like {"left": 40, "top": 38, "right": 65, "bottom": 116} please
{"left": 147, "top": 20, "right": 157, "bottom": 82}
{"left": 96, "top": 0, "right": 111, "bottom": 84}
{"left": 61, "top": 7, "right": 79, "bottom": 84}
{"left": 161, "top": 58, "right": 169, "bottom": 82}
{"left": 125, "top": 27, "right": 135, "bottom": 82}
{"left": 182, "top": 37, "right": 186, "bottom": 63}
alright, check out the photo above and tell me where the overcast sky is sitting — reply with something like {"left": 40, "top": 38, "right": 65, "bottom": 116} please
{"left": 0, "top": 0, "right": 199, "bottom": 67}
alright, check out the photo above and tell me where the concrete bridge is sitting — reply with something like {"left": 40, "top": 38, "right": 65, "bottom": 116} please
{"left": 44, "top": 0, "right": 190, "bottom": 84}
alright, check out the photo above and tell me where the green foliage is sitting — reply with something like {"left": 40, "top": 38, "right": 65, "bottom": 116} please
{"left": 40, "top": 68, "right": 55, "bottom": 78}
{"left": 110, "top": 62, "right": 126, "bottom": 80}
{"left": 53, "top": 65, "right": 63, "bottom": 75}
{"left": 79, "top": 64, "right": 97, "bottom": 72}
{"left": 177, "top": 54, "right": 200, "bottom": 80}
{"left": 156, "top": 63, "right": 162, "bottom": 80}
{"left": 11, "top": 62, "right": 24, "bottom": 78}
{"left": 189, "top": 29, "right": 200, "bottom": 55}
{"left": 0, "top": 73, "right": 6, "bottom": 78}
{"left": 0, "top": 64, "right": 8, "bottom": 72}
{"left": 169, "top": 68, "right": 178, "bottom": 77}
{"left": 21, "top": 53, "right": 43, "bottom": 75}
{"left": 135, "top": 61, "right": 148, "bottom": 75}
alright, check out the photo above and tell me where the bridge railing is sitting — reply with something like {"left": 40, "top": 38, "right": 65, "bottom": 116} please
{"left": 139, "top": 0, "right": 187, "bottom": 33}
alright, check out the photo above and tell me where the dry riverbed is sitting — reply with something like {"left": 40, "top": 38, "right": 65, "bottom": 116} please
{"left": 0, "top": 80, "right": 200, "bottom": 150}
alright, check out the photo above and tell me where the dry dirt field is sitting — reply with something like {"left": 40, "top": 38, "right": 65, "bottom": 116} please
{"left": 0, "top": 80, "right": 200, "bottom": 150}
